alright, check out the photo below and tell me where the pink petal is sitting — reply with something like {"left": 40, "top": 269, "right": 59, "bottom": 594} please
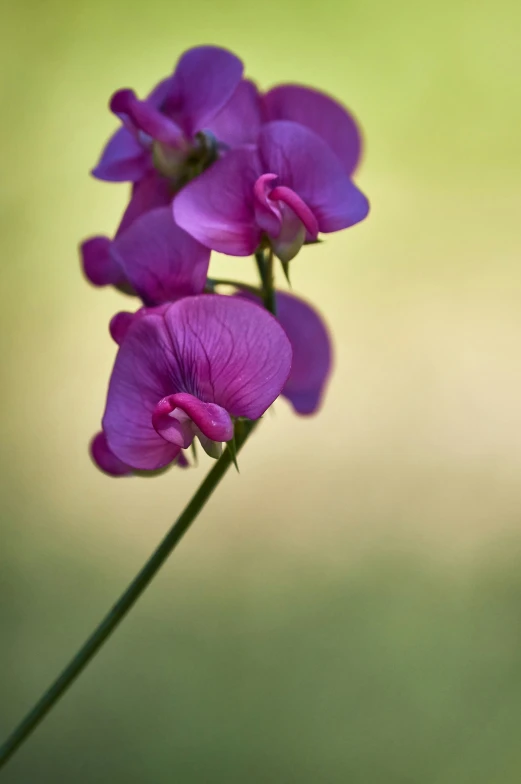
{"left": 111, "top": 207, "right": 210, "bottom": 306}
{"left": 111, "top": 89, "right": 185, "bottom": 147}
{"left": 80, "top": 235, "right": 124, "bottom": 287}
{"left": 259, "top": 121, "right": 369, "bottom": 233}
{"left": 269, "top": 185, "right": 319, "bottom": 239}
{"left": 173, "top": 148, "right": 262, "bottom": 256}
{"left": 160, "top": 296, "right": 292, "bottom": 420}
{"left": 152, "top": 398, "right": 196, "bottom": 447}
{"left": 109, "top": 311, "right": 136, "bottom": 345}
{"left": 166, "top": 46, "right": 244, "bottom": 137}
{"left": 103, "top": 311, "right": 184, "bottom": 470}
{"left": 153, "top": 393, "right": 233, "bottom": 444}
{"left": 116, "top": 170, "right": 173, "bottom": 236}
{"left": 276, "top": 292, "right": 332, "bottom": 415}
{"left": 90, "top": 431, "right": 133, "bottom": 477}
{"left": 207, "top": 79, "right": 263, "bottom": 148}
{"left": 102, "top": 296, "right": 292, "bottom": 470}
{"left": 253, "top": 173, "right": 281, "bottom": 236}
{"left": 263, "top": 84, "right": 362, "bottom": 176}
{"left": 91, "top": 127, "right": 149, "bottom": 183}
{"left": 235, "top": 291, "right": 332, "bottom": 414}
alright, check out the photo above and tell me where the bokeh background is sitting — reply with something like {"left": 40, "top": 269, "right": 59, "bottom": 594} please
{"left": 1, "top": 0, "right": 521, "bottom": 780}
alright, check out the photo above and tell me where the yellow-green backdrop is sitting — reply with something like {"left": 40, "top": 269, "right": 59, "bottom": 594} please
{"left": 1, "top": 0, "right": 521, "bottom": 781}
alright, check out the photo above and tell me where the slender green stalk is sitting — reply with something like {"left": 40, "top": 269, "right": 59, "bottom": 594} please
{"left": 206, "top": 277, "right": 261, "bottom": 296}
{"left": 262, "top": 249, "right": 276, "bottom": 316}
{"left": 0, "top": 419, "right": 256, "bottom": 770}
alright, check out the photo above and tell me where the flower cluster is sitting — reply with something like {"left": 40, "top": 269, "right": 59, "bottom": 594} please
{"left": 82, "top": 46, "right": 369, "bottom": 476}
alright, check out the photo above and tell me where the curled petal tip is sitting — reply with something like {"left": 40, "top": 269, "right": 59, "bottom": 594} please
{"left": 90, "top": 431, "right": 133, "bottom": 477}
{"left": 80, "top": 236, "right": 123, "bottom": 287}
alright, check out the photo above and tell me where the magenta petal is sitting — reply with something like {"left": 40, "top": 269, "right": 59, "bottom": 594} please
{"left": 253, "top": 173, "right": 281, "bottom": 236}
{"left": 167, "top": 393, "right": 233, "bottom": 442}
{"left": 235, "top": 290, "right": 332, "bottom": 414}
{"left": 160, "top": 296, "right": 292, "bottom": 419}
{"left": 152, "top": 398, "right": 195, "bottom": 447}
{"left": 103, "top": 311, "right": 184, "bottom": 470}
{"left": 109, "top": 305, "right": 170, "bottom": 345}
{"left": 173, "top": 148, "right": 262, "bottom": 256}
{"left": 259, "top": 121, "right": 369, "bottom": 233}
{"left": 207, "top": 79, "right": 262, "bottom": 147}
{"left": 276, "top": 292, "right": 332, "bottom": 415}
{"left": 109, "top": 311, "right": 135, "bottom": 345}
{"left": 269, "top": 185, "right": 318, "bottom": 238}
{"left": 80, "top": 235, "right": 124, "bottom": 287}
{"left": 111, "top": 89, "right": 184, "bottom": 147}
{"left": 168, "top": 46, "right": 244, "bottom": 136}
{"left": 90, "top": 431, "right": 133, "bottom": 477}
{"left": 103, "top": 296, "right": 291, "bottom": 470}
{"left": 111, "top": 207, "right": 210, "bottom": 305}
{"left": 117, "top": 170, "right": 172, "bottom": 236}
{"left": 263, "top": 84, "right": 362, "bottom": 176}
{"left": 92, "top": 127, "right": 149, "bottom": 183}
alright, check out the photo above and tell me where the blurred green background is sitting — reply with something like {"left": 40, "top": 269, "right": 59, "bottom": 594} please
{"left": 1, "top": 0, "right": 521, "bottom": 780}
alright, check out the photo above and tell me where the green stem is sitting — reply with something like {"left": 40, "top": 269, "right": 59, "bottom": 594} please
{"left": 206, "top": 278, "right": 261, "bottom": 296}
{"left": 262, "top": 248, "right": 276, "bottom": 316}
{"left": 0, "top": 419, "right": 256, "bottom": 770}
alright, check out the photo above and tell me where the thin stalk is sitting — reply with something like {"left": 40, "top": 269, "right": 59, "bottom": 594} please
{"left": 0, "top": 419, "right": 256, "bottom": 770}
{"left": 262, "top": 249, "right": 276, "bottom": 316}
{"left": 206, "top": 278, "right": 261, "bottom": 296}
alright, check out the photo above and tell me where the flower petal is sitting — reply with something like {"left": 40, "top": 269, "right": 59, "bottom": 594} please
{"left": 91, "top": 127, "right": 149, "bottom": 183}
{"left": 111, "top": 207, "right": 210, "bottom": 306}
{"left": 109, "top": 311, "right": 136, "bottom": 345}
{"left": 80, "top": 235, "right": 124, "bottom": 287}
{"left": 109, "top": 305, "right": 171, "bottom": 345}
{"left": 161, "top": 295, "right": 292, "bottom": 419}
{"left": 269, "top": 185, "right": 318, "bottom": 238}
{"left": 166, "top": 46, "right": 244, "bottom": 137}
{"left": 263, "top": 84, "right": 362, "bottom": 176}
{"left": 90, "top": 431, "right": 133, "bottom": 476}
{"left": 276, "top": 292, "right": 332, "bottom": 414}
{"left": 235, "top": 290, "right": 332, "bottom": 414}
{"left": 103, "top": 311, "right": 184, "bottom": 470}
{"left": 173, "top": 148, "right": 262, "bottom": 256}
{"left": 259, "top": 121, "right": 369, "bottom": 233}
{"left": 111, "top": 88, "right": 185, "bottom": 147}
{"left": 116, "top": 170, "right": 173, "bottom": 236}
{"left": 207, "top": 79, "right": 263, "bottom": 148}
{"left": 153, "top": 393, "right": 233, "bottom": 443}
{"left": 103, "top": 296, "right": 291, "bottom": 470}
{"left": 152, "top": 398, "right": 196, "bottom": 448}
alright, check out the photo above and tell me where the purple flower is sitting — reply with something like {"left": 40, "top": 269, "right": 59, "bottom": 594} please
{"left": 90, "top": 430, "right": 189, "bottom": 477}
{"left": 275, "top": 292, "right": 332, "bottom": 415}
{"left": 92, "top": 46, "right": 243, "bottom": 185}
{"left": 237, "top": 291, "right": 332, "bottom": 415}
{"left": 101, "top": 295, "right": 292, "bottom": 471}
{"left": 208, "top": 79, "right": 362, "bottom": 175}
{"left": 173, "top": 120, "right": 369, "bottom": 261}
{"left": 80, "top": 207, "right": 210, "bottom": 306}
{"left": 90, "top": 431, "right": 133, "bottom": 477}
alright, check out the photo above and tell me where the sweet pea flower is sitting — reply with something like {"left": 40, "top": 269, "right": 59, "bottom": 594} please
{"left": 238, "top": 290, "right": 332, "bottom": 415}
{"left": 92, "top": 46, "right": 243, "bottom": 185}
{"left": 174, "top": 120, "right": 369, "bottom": 262}
{"left": 80, "top": 207, "right": 210, "bottom": 305}
{"left": 101, "top": 295, "right": 292, "bottom": 471}
{"left": 90, "top": 430, "right": 189, "bottom": 477}
{"left": 208, "top": 79, "right": 362, "bottom": 176}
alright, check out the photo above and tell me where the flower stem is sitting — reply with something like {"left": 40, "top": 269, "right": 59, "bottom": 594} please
{"left": 206, "top": 277, "right": 261, "bottom": 296}
{"left": 256, "top": 247, "right": 276, "bottom": 315}
{"left": 0, "top": 418, "right": 257, "bottom": 770}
